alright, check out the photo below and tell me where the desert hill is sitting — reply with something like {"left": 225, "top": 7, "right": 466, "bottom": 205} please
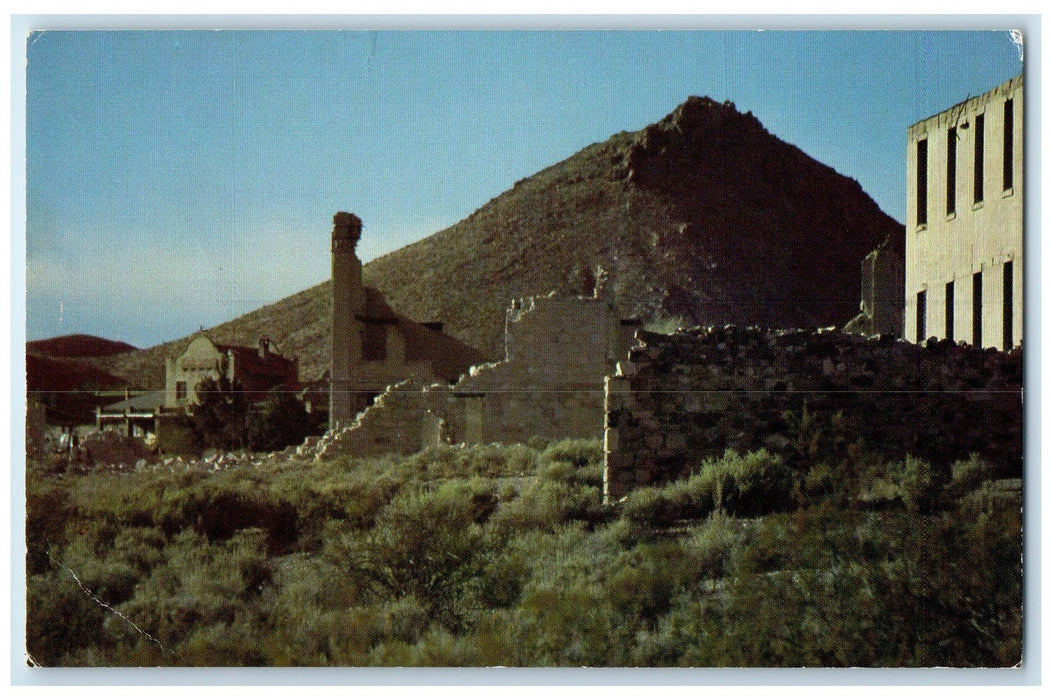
{"left": 95, "top": 96, "right": 903, "bottom": 388}
{"left": 26, "top": 335, "right": 135, "bottom": 424}
{"left": 28, "top": 334, "right": 137, "bottom": 358}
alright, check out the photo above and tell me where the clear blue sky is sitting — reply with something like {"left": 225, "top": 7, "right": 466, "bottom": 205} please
{"left": 24, "top": 29, "right": 1024, "bottom": 348}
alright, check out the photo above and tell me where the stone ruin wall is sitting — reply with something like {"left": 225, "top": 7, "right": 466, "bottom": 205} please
{"left": 314, "top": 292, "right": 638, "bottom": 459}
{"left": 604, "top": 326, "right": 1023, "bottom": 501}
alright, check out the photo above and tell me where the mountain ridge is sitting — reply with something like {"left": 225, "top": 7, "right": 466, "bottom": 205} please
{"left": 92, "top": 96, "right": 904, "bottom": 388}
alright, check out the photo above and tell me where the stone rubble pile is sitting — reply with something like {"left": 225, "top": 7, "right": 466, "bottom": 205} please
{"left": 62, "top": 439, "right": 307, "bottom": 475}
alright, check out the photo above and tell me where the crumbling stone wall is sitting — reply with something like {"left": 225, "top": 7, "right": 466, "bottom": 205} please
{"left": 316, "top": 290, "right": 639, "bottom": 459}
{"left": 604, "top": 326, "right": 1023, "bottom": 500}
{"left": 315, "top": 378, "right": 443, "bottom": 459}
{"left": 844, "top": 231, "right": 905, "bottom": 338}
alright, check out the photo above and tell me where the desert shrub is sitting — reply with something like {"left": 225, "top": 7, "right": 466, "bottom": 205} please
{"left": 25, "top": 479, "right": 71, "bottom": 575}
{"left": 490, "top": 479, "right": 605, "bottom": 533}
{"left": 154, "top": 478, "right": 298, "bottom": 553}
{"left": 644, "top": 314, "right": 690, "bottom": 335}
{"left": 678, "top": 511, "right": 750, "bottom": 583}
{"left": 620, "top": 483, "right": 693, "bottom": 529}
{"left": 156, "top": 415, "right": 201, "bottom": 456}
{"left": 602, "top": 543, "right": 682, "bottom": 623}
{"left": 676, "top": 503, "right": 1022, "bottom": 667}
{"left": 112, "top": 529, "right": 272, "bottom": 659}
{"left": 246, "top": 388, "right": 315, "bottom": 452}
{"left": 538, "top": 438, "right": 603, "bottom": 470}
{"left": 332, "top": 480, "right": 493, "bottom": 628}
{"left": 26, "top": 571, "right": 106, "bottom": 666}
{"left": 367, "top": 623, "right": 483, "bottom": 666}
{"left": 708, "top": 449, "right": 793, "bottom": 517}
{"left": 475, "top": 543, "right": 533, "bottom": 609}
{"left": 57, "top": 536, "right": 140, "bottom": 605}
{"left": 538, "top": 457, "right": 603, "bottom": 489}
{"left": 899, "top": 455, "right": 948, "bottom": 513}
{"left": 179, "top": 612, "right": 268, "bottom": 666}
{"left": 942, "top": 453, "right": 998, "bottom": 502}
{"left": 109, "top": 527, "right": 168, "bottom": 574}
{"left": 514, "top": 580, "right": 624, "bottom": 666}
{"left": 783, "top": 406, "right": 866, "bottom": 504}
{"left": 621, "top": 449, "right": 791, "bottom": 529}
{"left": 190, "top": 376, "right": 249, "bottom": 451}
{"left": 403, "top": 442, "right": 537, "bottom": 480}
{"left": 258, "top": 554, "right": 376, "bottom": 665}
{"left": 24, "top": 435, "right": 1020, "bottom": 667}
{"left": 279, "top": 472, "right": 404, "bottom": 550}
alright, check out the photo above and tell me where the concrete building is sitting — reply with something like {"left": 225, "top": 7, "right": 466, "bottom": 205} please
{"left": 328, "top": 212, "right": 485, "bottom": 429}
{"left": 163, "top": 335, "right": 299, "bottom": 408}
{"left": 904, "top": 74, "right": 1023, "bottom": 350}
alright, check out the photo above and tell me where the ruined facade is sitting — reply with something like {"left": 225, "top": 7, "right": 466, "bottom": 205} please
{"left": 315, "top": 285, "right": 640, "bottom": 458}
{"left": 328, "top": 212, "right": 485, "bottom": 429}
{"left": 604, "top": 326, "right": 1023, "bottom": 501}
{"left": 163, "top": 335, "right": 298, "bottom": 408}
{"left": 843, "top": 231, "right": 905, "bottom": 337}
{"left": 904, "top": 75, "right": 1023, "bottom": 350}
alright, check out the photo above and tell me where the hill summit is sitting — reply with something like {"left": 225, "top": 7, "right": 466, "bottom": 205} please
{"left": 97, "top": 96, "right": 903, "bottom": 387}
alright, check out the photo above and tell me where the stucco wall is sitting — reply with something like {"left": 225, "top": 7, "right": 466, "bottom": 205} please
{"left": 164, "top": 336, "right": 229, "bottom": 408}
{"left": 904, "top": 75, "right": 1023, "bottom": 350}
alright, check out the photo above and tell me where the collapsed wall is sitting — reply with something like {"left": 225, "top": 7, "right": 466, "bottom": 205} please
{"left": 604, "top": 326, "right": 1023, "bottom": 500}
{"left": 315, "top": 290, "right": 639, "bottom": 459}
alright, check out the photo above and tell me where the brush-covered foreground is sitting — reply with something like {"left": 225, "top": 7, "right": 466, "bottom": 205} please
{"left": 26, "top": 440, "right": 1021, "bottom": 667}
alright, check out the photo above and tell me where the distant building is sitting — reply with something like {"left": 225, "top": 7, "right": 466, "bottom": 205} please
{"left": 164, "top": 335, "right": 299, "bottom": 408}
{"left": 904, "top": 74, "right": 1023, "bottom": 350}
{"left": 95, "top": 389, "right": 166, "bottom": 440}
{"left": 97, "top": 336, "right": 302, "bottom": 439}
{"left": 329, "top": 212, "right": 486, "bottom": 429}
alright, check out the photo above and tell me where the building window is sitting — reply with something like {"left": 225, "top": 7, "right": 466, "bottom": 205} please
{"left": 176, "top": 381, "right": 187, "bottom": 402}
{"left": 974, "top": 113, "right": 985, "bottom": 204}
{"left": 916, "top": 138, "right": 928, "bottom": 225}
{"left": 916, "top": 290, "right": 927, "bottom": 343}
{"left": 1003, "top": 98, "right": 1014, "bottom": 191}
{"left": 1003, "top": 261, "right": 1013, "bottom": 351}
{"left": 945, "top": 281, "right": 955, "bottom": 342}
{"left": 946, "top": 127, "right": 957, "bottom": 215}
{"left": 972, "top": 271, "right": 983, "bottom": 347}
{"left": 361, "top": 325, "right": 388, "bottom": 362}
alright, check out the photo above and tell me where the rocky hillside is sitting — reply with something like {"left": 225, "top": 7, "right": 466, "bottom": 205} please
{"left": 96, "top": 96, "right": 903, "bottom": 387}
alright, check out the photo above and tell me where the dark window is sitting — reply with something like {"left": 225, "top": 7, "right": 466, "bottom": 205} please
{"left": 916, "top": 138, "right": 928, "bottom": 225}
{"left": 972, "top": 271, "right": 983, "bottom": 347}
{"left": 945, "top": 281, "right": 955, "bottom": 342}
{"left": 916, "top": 290, "right": 927, "bottom": 343}
{"left": 1003, "top": 98, "right": 1014, "bottom": 191}
{"left": 946, "top": 127, "right": 957, "bottom": 215}
{"left": 974, "top": 113, "right": 985, "bottom": 204}
{"left": 361, "top": 325, "right": 387, "bottom": 362}
{"left": 1003, "top": 261, "right": 1014, "bottom": 350}
{"left": 176, "top": 381, "right": 187, "bottom": 402}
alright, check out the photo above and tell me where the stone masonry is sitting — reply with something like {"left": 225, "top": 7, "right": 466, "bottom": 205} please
{"left": 315, "top": 286, "right": 640, "bottom": 459}
{"left": 604, "top": 325, "right": 1023, "bottom": 501}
